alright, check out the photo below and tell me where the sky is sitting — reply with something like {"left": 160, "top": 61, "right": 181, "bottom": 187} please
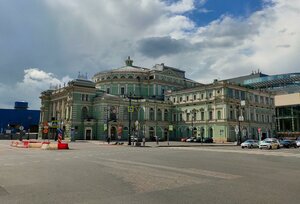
{"left": 0, "top": 0, "right": 299, "bottom": 109}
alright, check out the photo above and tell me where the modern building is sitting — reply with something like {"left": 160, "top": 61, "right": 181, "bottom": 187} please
{"left": 275, "top": 93, "right": 300, "bottom": 138}
{"left": 225, "top": 71, "right": 300, "bottom": 138}
{"left": 39, "top": 58, "right": 275, "bottom": 142}
{"left": 0, "top": 101, "right": 40, "bottom": 134}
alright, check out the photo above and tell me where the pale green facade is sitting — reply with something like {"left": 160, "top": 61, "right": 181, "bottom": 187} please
{"left": 39, "top": 58, "right": 275, "bottom": 143}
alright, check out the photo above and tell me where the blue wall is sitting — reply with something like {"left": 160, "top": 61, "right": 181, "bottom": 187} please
{"left": 0, "top": 109, "right": 40, "bottom": 133}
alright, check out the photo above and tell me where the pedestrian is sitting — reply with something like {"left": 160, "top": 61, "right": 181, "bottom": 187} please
{"left": 107, "top": 135, "right": 111, "bottom": 144}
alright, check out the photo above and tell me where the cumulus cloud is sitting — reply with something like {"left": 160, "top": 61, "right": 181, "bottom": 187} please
{"left": 0, "top": 0, "right": 300, "bottom": 108}
{"left": 0, "top": 69, "right": 71, "bottom": 109}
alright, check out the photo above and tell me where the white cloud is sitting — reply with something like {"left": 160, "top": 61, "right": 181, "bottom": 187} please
{"left": 0, "top": 69, "right": 71, "bottom": 109}
{"left": 165, "top": 0, "right": 195, "bottom": 13}
{"left": 0, "top": 0, "right": 300, "bottom": 109}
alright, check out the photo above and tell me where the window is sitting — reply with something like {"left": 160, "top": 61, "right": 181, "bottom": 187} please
{"left": 149, "top": 108, "right": 154, "bottom": 120}
{"left": 209, "top": 93, "right": 213, "bottom": 98}
{"left": 180, "top": 97, "right": 183, "bottom": 102}
{"left": 106, "top": 88, "right": 110, "bottom": 94}
{"left": 164, "top": 110, "right": 168, "bottom": 121}
{"left": 201, "top": 94, "right": 204, "bottom": 99}
{"left": 250, "top": 113, "right": 254, "bottom": 121}
{"left": 230, "top": 110, "right": 234, "bottom": 120}
{"left": 157, "top": 109, "right": 162, "bottom": 121}
{"left": 85, "top": 95, "right": 88, "bottom": 101}
{"left": 256, "top": 114, "right": 259, "bottom": 122}
{"left": 194, "top": 95, "right": 197, "bottom": 100}
{"left": 255, "top": 95, "right": 258, "bottom": 103}
{"left": 173, "top": 114, "right": 176, "bottom": 122}
{"left": 180, "top": 113, "right": 183, "bottom": 121}
{"left": 186, "top": 96, "right": 189, "bottom": 101}
{"left": 120, "top": 87, "right": 125, "bottom": 95}
{"left": 209, "top": 111, "right": 213, "bottom": 120}
{"left": 201, "top": 111, "right": 204, "bottom": 120}
{"left": 260, "top": 96, "right": 264, "bottom": 104}
{"left": 173, "top": 98, "right": 176, "bottom": 103}
{"left": 217, "top": 111, "right": 221, "bottom": 120}
{"left": 186, "top": 113, "right": 190, "bottom": 121}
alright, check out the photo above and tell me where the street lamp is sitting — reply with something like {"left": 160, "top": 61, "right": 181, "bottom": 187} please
{"left": 237, "top": 100, "right": 246, "bottom": 145}
{"left": 238, "top": 115, "right": 244, "bottom": 145}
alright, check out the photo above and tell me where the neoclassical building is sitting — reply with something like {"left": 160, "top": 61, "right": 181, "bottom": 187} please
{"left": 39, "top": 58, "right": 275, "bottom": 142}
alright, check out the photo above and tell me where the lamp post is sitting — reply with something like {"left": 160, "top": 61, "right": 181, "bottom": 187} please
{"left": 128, "top": 93, "right": 132, "bottom": 145}
{"left": 237, "top": 100, "right": 245, "bottom": 145}
{"left": 238, "top": 115, "right": 244, "bottom": 145}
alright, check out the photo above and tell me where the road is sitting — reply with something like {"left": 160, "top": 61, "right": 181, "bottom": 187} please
{"left": 0, "top": 140, "right": 300, "bottom": 204}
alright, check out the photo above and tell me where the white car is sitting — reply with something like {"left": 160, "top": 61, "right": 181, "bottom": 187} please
{"left": 259, "top": 138, "right": 280, "bottom": 149}
{"left": 241, "top": 140, "right": 259, "bottom": 149}
{"left": 186, "top": 137, "right": 196, "bottom": 142}
{"left": 296, "top": 140, "right": 300, "bottom": 147}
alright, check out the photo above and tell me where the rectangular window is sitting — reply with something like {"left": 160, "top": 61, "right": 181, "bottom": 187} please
{"left": 85, "top": 95, "right": 88, "bottom": 101}
{"left": 81, "top": 94, "right": 85, "bottom": 101}
{"left": 186, "top": 96, "right": 189, "bottom": 101}
{"left": 187, "top": 113, "right": 190, "bottom": 121}
{"left": 209, "top": 111, "right": 213, "bottom": 120}
{"left": 107, "top": 88, "right": 110, "bottom": 94}
{"left": 180, "top": 113, "right": 183, "bottom": 121}
{"left": 194, "top": 95, "right": 197, "bottom": 100}
{"left": 121, "top": 87, "right": 125, "bottom": 95}
{"left": 201, "top": 112, "right": 204, "bottom": 120}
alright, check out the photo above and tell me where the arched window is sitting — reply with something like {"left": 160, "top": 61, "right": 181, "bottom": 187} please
{"left": 157, "top": 109, "right": 162, "bottom": 121}
{"left": 149, "top": 108, "right": 154, "bottom": 120}
{"left": 113, "top": 76, "right": 118, "bottom": 79}
{"left": 81, "top": 107, "right": 88, "bottom": 120}
{"left": 164, "top": 110, "right": 169, "bottom": 121}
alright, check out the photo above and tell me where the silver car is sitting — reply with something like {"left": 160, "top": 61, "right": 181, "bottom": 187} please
{"left": 241, "top": 140, "right": 259, "bottom": 149}
{"left": 259, "top": 138, "right": 280, "bottom": 149}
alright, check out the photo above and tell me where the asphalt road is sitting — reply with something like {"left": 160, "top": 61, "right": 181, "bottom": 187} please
{"left": 0, "top": 140, "right": 300, "bottom": 204}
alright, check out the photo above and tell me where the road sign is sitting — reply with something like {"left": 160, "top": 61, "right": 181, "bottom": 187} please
{"left": 128, "top": 106, "right": 134, "bottom": 113}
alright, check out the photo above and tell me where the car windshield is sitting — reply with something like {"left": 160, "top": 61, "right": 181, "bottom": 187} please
{"left": 264, "top": 141, "right": 271, "bottom": 143}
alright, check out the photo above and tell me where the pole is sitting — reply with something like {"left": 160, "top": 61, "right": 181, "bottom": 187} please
{"left": 238, "top": 119, "right": 241, "bottom": 145}
{"left": 107, "top": 105, "right": 109, "bottom": 142}
{"left": 128, "top": 93, "right": 132, "bottom": 145}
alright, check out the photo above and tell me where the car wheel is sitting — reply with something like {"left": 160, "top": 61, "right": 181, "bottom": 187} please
{"left": 269, "top": 145, "right": 272, "bottom": 150}
{"left": 277, "top": 145, "right": 280, "bottom": 149}
{"left": 242, "top": 146, "right": 244, "bottom": 149}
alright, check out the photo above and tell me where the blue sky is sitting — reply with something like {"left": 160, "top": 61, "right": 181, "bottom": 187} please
{"left": 189, "top": 0, "right": 267, "bottom": 26}
{"left": 0, "top": 0, "right": 299, "bottom": 109}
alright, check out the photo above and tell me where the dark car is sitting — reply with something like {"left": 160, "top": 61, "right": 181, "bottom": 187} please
{"left": 279, "top": 140, "right": 298, "bottom": 148}
{"left": 204, "top": 137, "right": 213, "bottom": 143}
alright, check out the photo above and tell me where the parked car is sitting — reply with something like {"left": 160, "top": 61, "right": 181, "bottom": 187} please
{"left": 279, "top": 140, "right": 298, "bottom": 148}
{"left": 203, "top": 137, "right": 213, "bottom": 143}
{"left": 259, "top": 138, "right": 280, "bottom": 149}
{"left": 181, "top": 137, "right": 188, "bottom": 142}
{"left": 186, "top": 137, "right": 196, "bottom": 142}
{"left": 241, "top": 140, "right": 259, "bottom": 149}
{"left": 296, "top": 140, "right": 300, "bottom": 147}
